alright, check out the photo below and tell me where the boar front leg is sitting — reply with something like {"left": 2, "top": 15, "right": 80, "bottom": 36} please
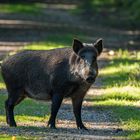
{"left": 72, "top": 95, "right": 88, "bottom": 130}
{"left": 48, "top": 93, "right": 63, "bottom": 129}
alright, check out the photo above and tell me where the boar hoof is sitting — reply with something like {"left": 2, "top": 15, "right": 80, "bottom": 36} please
{"left": 48, "top": 124, "right": 57, "bottom": 129}
{"left": 78, "top": 125, "right": 88, "bottom": 131}
{"left": 9, "top": 122, "right": 17, "bottom": 127}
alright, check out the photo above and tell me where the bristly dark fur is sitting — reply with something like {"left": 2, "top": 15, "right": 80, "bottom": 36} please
{"left": 1, "top": 39, "right": 103, "bottom": 130}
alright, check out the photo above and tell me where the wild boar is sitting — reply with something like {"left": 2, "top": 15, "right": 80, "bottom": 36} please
{"left": 1, "top": 39, "right": 103, "bottom": 130}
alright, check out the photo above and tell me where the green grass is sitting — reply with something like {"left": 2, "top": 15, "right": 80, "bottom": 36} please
{"left": 93, "top": 50, "right": 140, "bottom": 139}
{"left": 100, "top": 50, "right": 140, "bottom": 87}
{"left": 100, "top": 59, "right": 140, "bottom": 87}
{"left": 24, "top": 42, "right": 65, "bottom": 50}
{"left": 0, "top": 93, "right": 50, "bottom": 139}
{"left": 0, "top": 4, "right": 42, "bottom": 14}
{"left": 24, "top": 34, "right": 83, "bottom": 50}
{"left": 0, "top": 93, "right": 50, "bottom": 124}
{"left": 0, "top": 74, "right": 5, "bottom": 89}
{"left": 0, "top": 135, "right": 37, "bottom": 140}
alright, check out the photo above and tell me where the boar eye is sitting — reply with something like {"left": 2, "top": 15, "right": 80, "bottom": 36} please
{"left": 80, "top": 55, "right": 85, "bottom": 59}
{"left": 93, "top": 56, "right": 97, "bottom": 61}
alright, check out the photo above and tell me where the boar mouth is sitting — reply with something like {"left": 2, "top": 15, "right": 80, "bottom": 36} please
{"left": 86, "top": 76, "right": 95, "bottom": 83}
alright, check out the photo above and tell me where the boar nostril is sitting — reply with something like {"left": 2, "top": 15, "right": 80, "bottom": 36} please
{"left": 86, "top": 77, "right": 95, "bottom": 83}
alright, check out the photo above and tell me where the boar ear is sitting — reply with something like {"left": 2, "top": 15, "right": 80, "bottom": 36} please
{"left": 94, "top": 38, "right": 103, "bottom": 56}
{"left": 73, "top": 39, "right": 83, "bottom": 54}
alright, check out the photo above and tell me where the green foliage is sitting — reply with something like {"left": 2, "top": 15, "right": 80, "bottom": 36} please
{"left": 0, "top": 4, "right": 42, "bottom": 14}
{"left": 114, "top": 0, "right": 140, "bottom": 20}
{"left": 78, "top": 0, "right": 140, "bottom": 28}
{"left": 129, "top": 0, "right": 140, "bottom": 20}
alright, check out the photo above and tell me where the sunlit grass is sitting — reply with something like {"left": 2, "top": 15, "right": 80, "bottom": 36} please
{"left": 0, "top": 71, "right": 6, "bottom": 89}
{"left": 0, "top": 4, "right": 42, "bottom": 14}
{"left": 93, "top": 98, "right": 140, "bottom": 132}
{"left": 0, "top": 94, "right": 50, "bottom": 125}
{"left": 99, "top": 50, "right": 140, "bottom": 87}
{"left": 24, "top": 42, "right": 66, "bottom": 50}
{"left": 93, "top": 89, "right": 140, "bottom": 138}
{"left": 24, "top": 34, "right": 76, "bottom": 50}
{"left": 94, "top": 50, "right": 140, "bottom": 139}
{"left": 0, "top": 83, "right": 5, "bottom": 89}
{"left": 0, "top": 135, "right": 38, "bottom": 140}
{"left": 100, "top": 62, "right": 139, "bottom": 75}
{"left": 95, "top": 86, "right": 140, "bottom": 101}
{"left": 0, "top": 94, "right": 50, "bottom": 139}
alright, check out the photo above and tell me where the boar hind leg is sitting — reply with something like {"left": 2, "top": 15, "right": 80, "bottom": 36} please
{"left": 5, "top": 89, "right": 25, "bottom": 127}
{"left": 48, "top": 94, "right": 63, "bottom": 129}
{"left": 72, "top": 96, "right": 88, "bottom": 130}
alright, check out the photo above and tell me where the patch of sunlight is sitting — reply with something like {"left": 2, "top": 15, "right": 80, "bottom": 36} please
{"left": 0, "top": 115, "right": 49, "bottom": 124}
{"left": 99, "top": 67, "right": 119, "bottom": 75}
{"left": 0, "top": 135, "right": 12, "bottom": 140}
{"left": 0, "top": 83, "right": 6, "bottom": 89}
{"left": 102, "top": 86, "right": 140, "bottom": 101}
{"left": 134, "top": 100, "right": 140, "bottom": 107}
{"left": 124, "top": 119, "right": 140, "bottom": 131}
{"left": 15, "top": 115, "right": 49, "bottom": 123}
{"left": 0, "top": 135, "right": 37, "bottom": 140}
{"left": 0, "top": 116, "right": 5, "bottom": 122}
{"left": 106, "top": 86, "right": 140, "bottom": 94}
{"left": 94, "top": 99, "right": 134, "bottom": 106}
{"left": 99, "top": 62, "right": 139, "bottom": 75}
{"left": 0, "top": 4, "right": 42, "bottom": 14}
{"left": 129, "top": 131, "right": 140, "bottom": 139}
{"left": 116, "top": 49, "right": 131, "bottom": 58}
{"left": 136, "top": 52, "right": 140, "bottom": 59}
{"left": 24, "top": 42, "right": 66, "bottom": 50}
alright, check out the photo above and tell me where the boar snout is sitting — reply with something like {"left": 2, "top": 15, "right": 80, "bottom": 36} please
{"left": 86, "top": 76, "right": 95, "bottom": 83}
{"left": 81, "top": 66, "right": 97, "bottom": 83}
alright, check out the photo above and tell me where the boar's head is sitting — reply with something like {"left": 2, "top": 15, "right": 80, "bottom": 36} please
{"left": 70, "top": 39, "right": 103, "bottom": 84}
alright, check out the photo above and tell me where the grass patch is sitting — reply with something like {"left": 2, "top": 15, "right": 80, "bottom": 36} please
{"left": 94, "top": 99, "right": 140, "bottom": 136}
{"left": 0, "top": 93, "right": 50, "bottom": 139}
{"left": 93, "top": 50, "right": 140, "bottom": 139}
{"left": 0, "top": 94, "right": 50, "bottom": 125}
{"left": 94, "top": 86, "right": 140, "bottom": 102}
{"left": 24, "top": 42, "right": 65, "bottom": 50}
{"left": 0, "top": 4, "right": 42, "bottom": 14}
{"left": 99, "top": 51, "right": 140, "bottom": 87}
{"left": 24, "top": 34, "right": 75, "bottom": 50}
{"left": 0, "top": 74, "right": 6, "bottom": 89}
{"left": 0, "top": 135, "right": 37, "bottom": 140}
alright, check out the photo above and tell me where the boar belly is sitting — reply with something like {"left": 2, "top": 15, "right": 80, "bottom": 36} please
{"left": 25, "top": 87, "right": 51, "bottom": 101}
